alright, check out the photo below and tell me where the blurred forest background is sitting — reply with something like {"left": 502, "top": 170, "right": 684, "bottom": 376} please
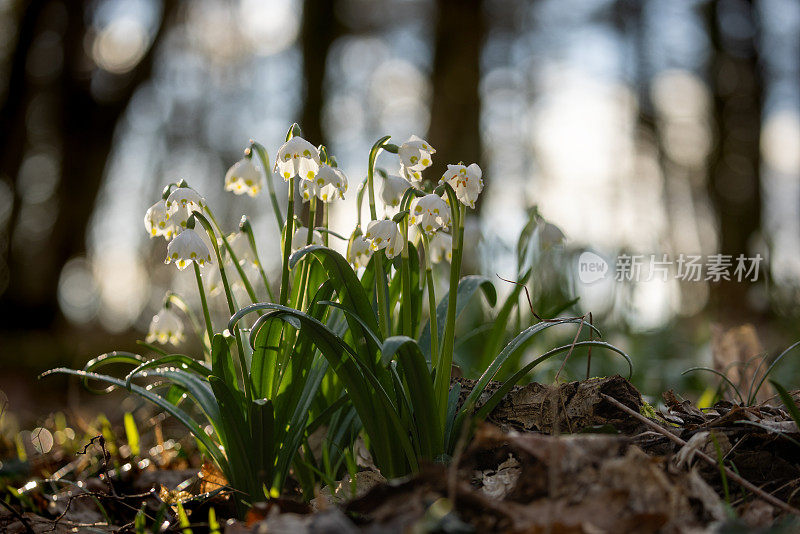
{"left": 1, "top": 0, "right": 799, "bottom": 420}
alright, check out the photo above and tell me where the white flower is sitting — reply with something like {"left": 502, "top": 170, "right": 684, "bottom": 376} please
{"left": 365, "top": 219, "right": 405, "bottom": 259}
{"left": 381, "top": 174, "right": 412, "bottom": 207}
{"left": 348, "top": 234, "right": 373, "bottom": 268}
{"left": 400, "top": 164, "right": 423, "bottom": 186}
{"left": 165, "top": 186, "right": 205, "bottom": 215}
{"left": 300, "top": 164, "right": 348, "bottom": 202}
{"left": 222, "top": 232, "right": 255, "bottom": 267}
{"left": 165, "top": 229, "right": 213, "bottom": 270}
{"left": 440, "top": 163, "right": 483, "bottom": 209}
{"left": 276, "top": 136, "right": 320, "bottom": 181}
{"left": 290, "top": 226, "right": 323, "bottom": 253}
{"left": 398, "top": 135, "right": 435, "bottom": 172}
{"left": 410, "top": 194, "right": 450, "bottom": 235}
{"left": 225, "top": 158, "right": 265, "bottom": 197}
{"left": 144, "top": 200, "right": 180, "bottom": 240}
{"left": 428, "top": 232, "right": 452, "bottom": 263}
{"left": 539, "top": 221, "right": 566, "bottom": 249}
{"left": 146, "top": 308, "right": 184, "bottom": 345}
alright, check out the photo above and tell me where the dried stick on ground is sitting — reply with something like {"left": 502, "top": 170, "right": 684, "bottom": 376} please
{"left": 600, "top": 393, "right": 800, "bottom": 516}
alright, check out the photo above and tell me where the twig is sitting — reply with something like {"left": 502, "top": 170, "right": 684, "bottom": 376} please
{"left": 0, "top": 498, "right": 35, "bottom": 534}
{"left": 600, "top": 393, "right": 800, "bottom": 516}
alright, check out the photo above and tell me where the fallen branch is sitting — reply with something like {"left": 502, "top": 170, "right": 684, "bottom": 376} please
{"left": 600, "top": 393, "right": 800, "bottom": 516}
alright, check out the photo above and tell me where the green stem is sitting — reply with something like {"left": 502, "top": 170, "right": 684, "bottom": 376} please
{"left": 434, "top": 197, "right": 464, "bottom": 427}
{"left": 240, "top": 222, "right": 276, "bottom": 302}
{"left": 400, "top": 218, "right": 412, "bottom": 337}
{"left": 204, "top": 207, "right": 259, "bottom": 305}
{"left": 367, "top": 136, "right": 392, "bottom": 337}
{"left": 420, "top": 233, "right": 438, "bottom": 368}
{"left": 295, "top": 198, "right": 317, "bottom": 311}
{"left": 165, "top": 292, "right": 209, "bottom": 355}
{"left": 322, "top": 204, "right": 329, "bottom": 247}
{"left": 279, "top": 178, "right": 296, "bottom": 306}
{"left": 192, "top": 263, "right": 214, "bottom": 364}
{"left": 193, "top": 211, "right": 252, "bottom": 400}
{"left": 250, "top": 142, "right": 284, "bottom": 234}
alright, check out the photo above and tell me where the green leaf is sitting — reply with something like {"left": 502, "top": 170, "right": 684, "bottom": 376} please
{"left": 770, "top": 380, "right": 800, "bottom": 431}
{"left": 475, "top": 340, "right": 632, "bottom": 421}
{"left": 81, "top": 351, "right": 146, "bottom": 393}
{"left": 249, "top": 398, "right": 275, "bottom": 494}
{"left": 419, "top": 275, "right": 497, "bottom": 360}
{"left": 250, "top": 305, "right": 417, "bottom": 477}
{"left": 40, "top": 368, "right": 228, "bottom": 473}
{"left": 382, "top": 336, "right": 443, "bottom": 457}
{"left": 124, "top": 354, "right": 211, "bottom": 390}
{"left": 211, "top": 334, "right": 238, "bottom": 392}
{"left": 208, "top": 376, "right": 256, "bottom": 498}
{"left": 290, "top": 245, "right": 381, "bottom": 361}
{"left": 123, "top": 412, "right": 140, "bottom": 457}
{"left": 450, "top": 319, "right": 603, "bottom": 449}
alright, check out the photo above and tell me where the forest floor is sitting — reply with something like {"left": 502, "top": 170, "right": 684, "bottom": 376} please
{"left": 2, "top": 376, "right": 800, "bottom": 533}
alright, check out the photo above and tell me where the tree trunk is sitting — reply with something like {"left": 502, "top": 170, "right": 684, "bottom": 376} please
{"left": 428, "top": 0, "right": 484, "bottom": 203}
{"left": 704, "top": 0, "right": 763, "bottom": 323}
{"left": 0, "top": 0, "right": 175, "bottom": 329}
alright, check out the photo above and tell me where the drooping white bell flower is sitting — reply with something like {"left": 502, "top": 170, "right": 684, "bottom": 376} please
{"left": 428, "top": 232, "right": 453, "bottom": 263}
{"left": 381, "top": 174, "right": 412, "bottom": 207}
{"left": 225, "top": 158, "right": 265, "bottom": 197}
{"left": 410, "top": 194, "right": 450, "bottom": 235}
{"left": 144, "top": 200, "right": 180, "bottom": 240}
{"left": 347, "top": 234, "right": 373, "bottom": 268}
{"left": 146, "top": 308, "right": 184, "bottom": 345}
{"left": 539, "top": 221, "right": 566, "bottom": 249}
{"left": 165, "top": 186, "right": 205, "bottom": 215}
{"left": 365, "top": 219, "right": 405, "bottom": 259}
{"left": 398, "top": 135, "right": 435, "bottom": 172}
{"left": 165, "top": 228, "right": 213, "bottom": 270}
{"left": 290, "top": 226, "right": 324, "bottom": 253}
{"left": 400, "top": 164, "right": 423, "bottom": 186}
{"left": 275, "top": 136, "right": 321, "bottom": 181}
{"left": 440, "top": 163, "right": 483, "bottom": 209}
{"left": 300, "top": 164, "right": 348, "bottom": 202}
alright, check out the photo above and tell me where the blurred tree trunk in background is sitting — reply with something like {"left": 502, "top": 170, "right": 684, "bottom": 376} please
{"left": 704, "top": 0, "right": 763, "bottom": 324}
{"left": 300, "top": 0, "right": 340, "bottom": 148}
{"left": 428, "top": 0, "right": 484, "bottom": 205}
{"left": 300, "top": 0, "right": 341, "bottom": 227}
{"left": 0, "top": 0, "right": 173, "bottom": 330}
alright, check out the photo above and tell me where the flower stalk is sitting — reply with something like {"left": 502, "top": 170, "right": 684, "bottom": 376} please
{"left": 249, "top": 141, "right": 284, "bottom": 234}
{"left": 367, "top": 136, "right": 392, "bottom": 337}
{"left": 434, "top": 185, "right": 464, "bottom": 426}
{"left": 192, "top": 211, "right": 252, "bottom": 401}
{"left": 421, "top": 232, "right": 439, "bottom": 368}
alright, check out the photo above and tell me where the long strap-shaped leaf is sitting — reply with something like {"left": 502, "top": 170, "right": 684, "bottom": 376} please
{"left": 125, "top": 355, "right": 211, "bottom": 389}
{"left": 419, "top": 275, "right": 497, "bottom": 361}
{"left": 382, "top": 336, "right": 443, "bottom": 458}
{"left": 208, "top": 376, "right": 257, "bottom": 499}
{"left": 475, "top": 340, "right": 632, "bottom": 420}
{"left": 249, "top": 305, "right": 417, "bottom": 477}
{"left": 289, "top": 246, "right": 382, "bottom": 364}
{"left": 40, "top": 368, "right": 228, "bottom": 474}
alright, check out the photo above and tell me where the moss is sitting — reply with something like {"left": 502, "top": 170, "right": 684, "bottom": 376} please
{"left": 640, "top": 401, "right": 658, "bottom": 419}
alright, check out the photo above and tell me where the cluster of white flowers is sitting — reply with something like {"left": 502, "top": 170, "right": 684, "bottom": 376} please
{"left": 145, "top": 185, "right": 212, "bottom": 272}
{"left": 142, "top": 129, "right": 489, "bottom": 345}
